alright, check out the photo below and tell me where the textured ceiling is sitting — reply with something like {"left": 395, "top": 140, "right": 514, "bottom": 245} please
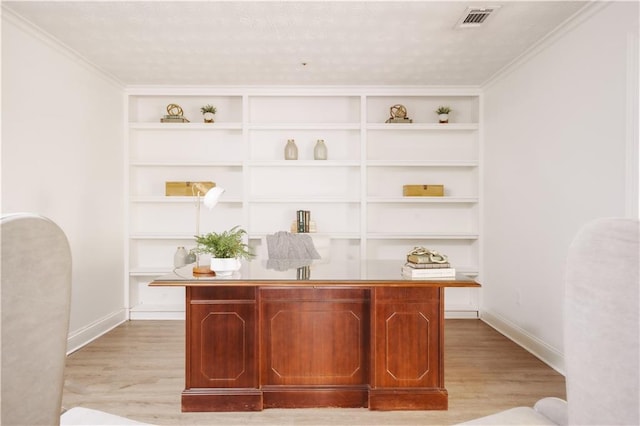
{"left": 3, "top": 1, "right": 588, "bottom": 86}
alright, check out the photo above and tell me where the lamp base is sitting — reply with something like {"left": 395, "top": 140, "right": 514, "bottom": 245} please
{"left": 193, "top": 265, "right": 215, "bottom": 276}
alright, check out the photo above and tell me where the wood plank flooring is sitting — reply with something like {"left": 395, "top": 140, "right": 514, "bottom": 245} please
{"left": 62, "top": 319, "right": 565, "bottom": 425}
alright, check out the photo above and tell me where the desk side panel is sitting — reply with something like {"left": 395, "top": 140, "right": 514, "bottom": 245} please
{"left": 183, "top": 286, "right": 261, "bottom": 411}
{"left": 370, "top": 287, "right": 446, "bottom": 410}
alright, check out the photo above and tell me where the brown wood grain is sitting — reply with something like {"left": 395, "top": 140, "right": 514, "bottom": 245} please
{"left": 182, "top": 284, "right": 453, "bottom": 411}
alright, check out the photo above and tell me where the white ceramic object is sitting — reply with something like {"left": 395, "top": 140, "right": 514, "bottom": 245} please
{"left": 173, "top": 246, "right": 188, "bottom": 268}
{"left": 284, "top": 139, "right": 298, "bottom": 160}
{"left": 210, "top": 257, "right": 241, "bottom": 276}
{"left": 314, "top": 139, "right": 327, "bottom": 160}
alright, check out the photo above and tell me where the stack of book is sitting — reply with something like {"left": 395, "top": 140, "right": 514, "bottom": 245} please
{"left": 160, "top": 115, "right": 190, "bottom": 123}
{"left": 296, "top": 210, "right": 311, "bottom": 233}
{"left": 297, "top": 265, "right": 311, "bottom": 280}
{"left": 402, "top": 253, "right": 456, "bottom": 278}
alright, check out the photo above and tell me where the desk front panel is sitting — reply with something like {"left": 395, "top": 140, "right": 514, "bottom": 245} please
{"left": 260, "top": 287, "right": 370, "bottom": 386}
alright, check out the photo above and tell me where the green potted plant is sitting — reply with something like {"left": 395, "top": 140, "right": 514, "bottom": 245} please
{"left": 200, "top": 104, "right": 217, "bottom": 123}
{"left": 436, "top": 106, "right": 451, "bottom": 123}
{"left": 194, "top": 225, "right": 253, "bottom": 275}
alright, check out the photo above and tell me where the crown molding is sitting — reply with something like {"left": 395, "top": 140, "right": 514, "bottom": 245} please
{"left": 2, "top": 5, "right": 124, "bottom": 89}
{"left": 124, "top": 85, "right": 483, "bottom": 96}
{"left": 481, "top": 1, "right": 610, "bottom": 90}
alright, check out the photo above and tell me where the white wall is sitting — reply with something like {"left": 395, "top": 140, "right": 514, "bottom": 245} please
{"left": 1, "top": 11, "right": 126, "bottom": 352}
{"left": 2, "top": 2, "right": 637, "bottom": 362}
{"left": 482, "top": 2, "right": 639, "bottom": 373}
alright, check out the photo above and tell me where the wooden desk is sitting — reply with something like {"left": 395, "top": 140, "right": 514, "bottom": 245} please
{"left": 151, "top": 260, "right": 480, "bottom": 412}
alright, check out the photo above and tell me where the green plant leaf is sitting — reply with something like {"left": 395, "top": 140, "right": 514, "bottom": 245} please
{"left": 194, "top": 225, "right": 253, "bottom": 259}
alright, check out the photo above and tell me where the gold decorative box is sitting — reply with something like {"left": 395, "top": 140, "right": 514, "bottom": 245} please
{"left": 165, "top": 181, "right": 215, "bottom": 196}
{"left": 402, "top": 185, "right": 444, "bottom": 197}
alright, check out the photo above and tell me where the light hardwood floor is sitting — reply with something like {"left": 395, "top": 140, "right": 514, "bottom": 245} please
{"left": 62, "top": 319, "right": 565, "bottom": 425}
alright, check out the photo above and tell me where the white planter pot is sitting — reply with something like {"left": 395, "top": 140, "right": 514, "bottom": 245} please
{"left": 210, "top": 257, "right": 241, "bottom": 276}
{"left": 438, "top": 113, "right": 449, "bottom": 123}
{"left": 203, "top": 112, "right": 215, "bottom": 123}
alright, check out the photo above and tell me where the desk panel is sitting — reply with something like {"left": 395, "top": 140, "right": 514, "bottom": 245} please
{"left": 261, "top": 288, "right": 369, "bottom": 386}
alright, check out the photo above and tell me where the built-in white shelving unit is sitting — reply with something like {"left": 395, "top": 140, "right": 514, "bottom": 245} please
{"left": 126, "top": 88, "right": 481, "bottom": 319}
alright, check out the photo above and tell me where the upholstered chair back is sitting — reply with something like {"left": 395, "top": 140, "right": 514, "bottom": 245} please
{"left": 1, "top": 213, "right": 72, "bottom": 426}
{"left": 564, "top": 218, "right": 639, "bottom": 425}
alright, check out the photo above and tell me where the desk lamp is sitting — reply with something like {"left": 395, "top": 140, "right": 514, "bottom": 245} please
{"left": 192, "top": 183, "right": 225, "bottom": 275}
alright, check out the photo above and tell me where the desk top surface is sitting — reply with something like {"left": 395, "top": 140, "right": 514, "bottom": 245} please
{"left": 150, "top": 259, "right": 480, "bottom": 288}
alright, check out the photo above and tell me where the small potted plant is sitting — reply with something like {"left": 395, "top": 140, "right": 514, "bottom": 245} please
{"left": 194, "top": 225, "right": 253, "bottom": 276}
{"left": 200, "top": 104, "right": 217, "bottom": 123}
{"left": 436, "top": 106, "right": 451, "bottom": 123}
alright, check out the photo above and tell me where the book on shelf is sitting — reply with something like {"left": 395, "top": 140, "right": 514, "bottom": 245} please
{"left": 290, "top": 220, "right": 316, "bottom": 233}
{"left": 404, "top": 261, "right": 451, "bottom": 269}
{"left": 402, "top": 275, "right": 457, "bottom": 281}
{"left": 401, "top": 264, "right": 456, "bottom": 278}
{"left": 296, "top": 210, "right": 311, "bottom": 233}
{"left": 297, "top": 265, "right": 311, "bottom": 280}
{"left": 160, "top": 116, "right": 190, "bottom": 123}
{"left": 160, "top": 114, "right": 190, "bottom": 123}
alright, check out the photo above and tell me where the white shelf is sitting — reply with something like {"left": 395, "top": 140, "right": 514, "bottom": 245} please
{"left": 250, "top": 197, "right": 360, "bottom": 203}
{"left": 247, "top": 160, "right": 360, "bottom": 167}
{"left": 249, "top": 231, "right": 360, "bottom": 240}
{"left": 130, "top": 161, "right": 243, "bottom": 167}
{"left": 127, "top": 90, "right": 481, "bottom": 318}
{"left": 366, "top": 123, "right": 478, "bottom": 130}
{"left": 130, "top": 122, "right": 243, "bottom": 130}
{"left": 130, "top": 196, "right": 243, "bottom": 204}
{"left": 367, "top": 197, "right": 478, "bottom": 204}
{"left": 249, "top": 122, "right": 360, "bottom": 130}
{"left": 129, "top": 233, "right": 197, "bottom": 240}
{"left": 367, "top": 232, "right": 479, "bottom": 240}
{"left": 366, "top": 160, "right": 478, "bottom": 168}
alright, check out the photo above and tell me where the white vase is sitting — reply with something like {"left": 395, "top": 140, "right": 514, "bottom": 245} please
{"left": 314, "top": 139, "right": 327, "bottom": 160}
{"left": 210, "top": 257, "right": 241, "bottom": 276}
{"left": 173, "top": 246, "right": 188, "bottom": 268}
{"left": 284, "top": 139, "right": 298, "bottom": 160}
{"left": 438, "top": 113, "right": 449, "bottom": 123}
{"left": 203, "top": 112, "right": 215, "bottom": 123}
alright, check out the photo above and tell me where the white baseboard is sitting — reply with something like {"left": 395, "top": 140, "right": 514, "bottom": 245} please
{"left": 480, "top": 309, "right": 565, "bottom": 375}
{"left": 445, "top": 310, "right": 479, "bottom": 319}
{"left": 129, "top": 311, "right": 185, "bottom": 320}
{"left": 129, "top": 303, "right": 185, "bottom": 320}
{"left": 66, "top": 309, "right": 128, "bottom": 355}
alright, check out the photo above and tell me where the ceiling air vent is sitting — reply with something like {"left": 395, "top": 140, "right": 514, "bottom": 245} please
{"left": 456, "top": 6, "right": 500, "bottom": 28}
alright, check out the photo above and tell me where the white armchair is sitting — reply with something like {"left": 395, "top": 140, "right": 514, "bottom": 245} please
{"left": 1, "top": 213, "right": 151, "bottom": 426}
{"left": 459, "top": 218, "right": 639, "bottom": 425}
